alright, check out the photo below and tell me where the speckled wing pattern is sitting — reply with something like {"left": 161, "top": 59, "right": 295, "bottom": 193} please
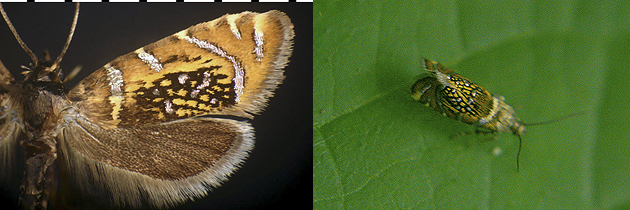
{"left": 411, "top": 58, "right": 494, "bottom": 125}
{"left": 56, "top": 10, "right": 293, "bottom": 208}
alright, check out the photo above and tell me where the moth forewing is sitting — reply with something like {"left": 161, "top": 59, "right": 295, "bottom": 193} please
{"left": 412, "top": 58, "right": 524, "bottom": 134}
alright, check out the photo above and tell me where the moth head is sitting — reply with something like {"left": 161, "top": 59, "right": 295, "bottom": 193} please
{"left": 22, "top": 52, "right": 64, "bottom": 83}
{"left": 514, "top": 123, "right": 526, "bottom": 135}
{"left": 492, "top": 96, "right": 526, "bottom": 135}
{"left": 1, "top": 3, "right": 78, "bottom": 84}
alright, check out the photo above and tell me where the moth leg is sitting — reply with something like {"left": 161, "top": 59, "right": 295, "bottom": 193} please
{"left": 474, "top": 129, "right": 498, "bottom": 141}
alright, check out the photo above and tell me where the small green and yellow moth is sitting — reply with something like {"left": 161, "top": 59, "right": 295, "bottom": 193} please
{"left": 411, "top": 58, "right": 526, "bottom": 171}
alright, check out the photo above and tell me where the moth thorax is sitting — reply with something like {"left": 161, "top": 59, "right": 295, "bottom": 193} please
{"left": 21, "top": 82, "right": 67, "bottom": 130}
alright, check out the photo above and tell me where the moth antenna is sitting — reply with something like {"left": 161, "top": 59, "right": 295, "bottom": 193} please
{"left": 0, "top": 3, "right": 38, "bottom": 66}
{"left": 516, "top": 134, "right": 522, "bottom": 172}
{"left": 522, "top": 111, "right": 585, "bottom": 126}
{"left": 51, "top": 3, "right": 79, "bottom": 72}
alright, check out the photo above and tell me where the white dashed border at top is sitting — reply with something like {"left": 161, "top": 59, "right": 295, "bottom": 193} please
{"left": 26, "top": 0, "right": 312, "bottom": 2}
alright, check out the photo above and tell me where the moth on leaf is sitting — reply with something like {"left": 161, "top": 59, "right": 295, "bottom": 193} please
{"left": 411, "top": 58, "right": 582, "bottom": 172}
{"left": 411, "top": 58, "right": 526, "bottom": 170}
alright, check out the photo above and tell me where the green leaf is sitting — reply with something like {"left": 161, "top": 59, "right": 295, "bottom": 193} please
{"left": 314, "top": 0, "right": 630, "bottom": 209}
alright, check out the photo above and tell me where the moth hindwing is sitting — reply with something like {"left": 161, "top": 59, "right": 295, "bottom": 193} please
{"left": 0, "top": 8, "right": 294, "bottom": 209}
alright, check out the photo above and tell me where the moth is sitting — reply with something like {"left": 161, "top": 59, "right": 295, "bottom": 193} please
{"left": 411, "top": 58, "right": 526, "bottom": 171}
{"left": 0, "top": 4, "right": 294, "bottom": 210}
{"left": 411, "top": 58, "right": 580, "bottom": 172}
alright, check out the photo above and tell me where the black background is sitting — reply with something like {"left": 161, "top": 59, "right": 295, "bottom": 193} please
{"left": 0, "top": 3, "right": 312, "bottom": 210}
